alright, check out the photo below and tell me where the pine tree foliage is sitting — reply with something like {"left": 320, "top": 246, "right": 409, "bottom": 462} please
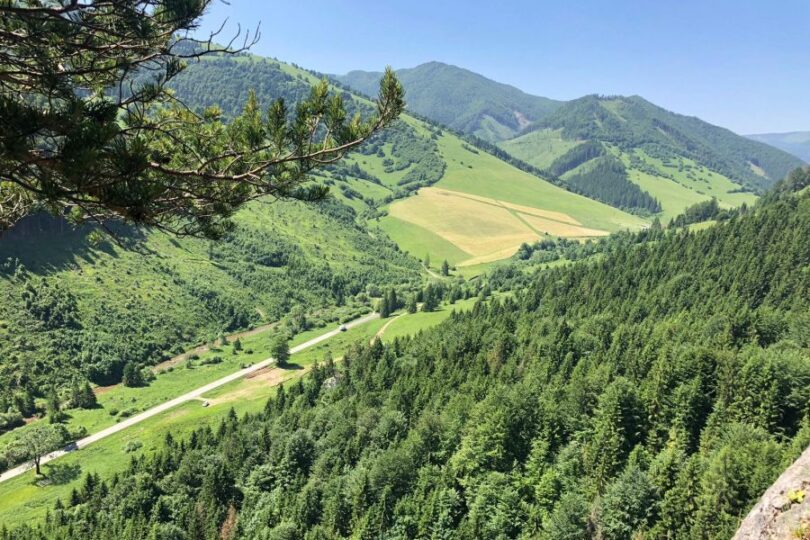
{"left": 0, "top": 1, "right": 404, "bottom": 237}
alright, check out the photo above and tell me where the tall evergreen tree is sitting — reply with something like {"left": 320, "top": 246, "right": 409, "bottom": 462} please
{"left": 272, "top": 336, "right": 291, "bottom": 367}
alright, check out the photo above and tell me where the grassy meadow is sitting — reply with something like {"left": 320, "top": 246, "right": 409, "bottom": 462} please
{"left": 378, "top": 131, "right": 645, "bottom": 267}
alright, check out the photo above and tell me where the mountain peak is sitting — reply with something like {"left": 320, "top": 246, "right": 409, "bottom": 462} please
{"left": 336, "top": 63, "right": 562, "bottom": 142}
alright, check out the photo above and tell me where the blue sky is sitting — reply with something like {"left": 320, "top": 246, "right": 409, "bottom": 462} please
{"left": 195, "top": 0, "right": 810, "bottom": 134}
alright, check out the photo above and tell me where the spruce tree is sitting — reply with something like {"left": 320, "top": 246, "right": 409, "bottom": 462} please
{"left": 272, "top": 336, "right": 290, "bottom": 366}
{"left": 387, "top": 289, "right": 399, "bottom": 311}
{"left": 378, "top": 296, "right": 390, "bottom": 318}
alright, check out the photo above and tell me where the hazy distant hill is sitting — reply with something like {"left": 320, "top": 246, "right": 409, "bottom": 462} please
{"left": 747, "top": 131, "right": 810, "bottom": 163}
{"left": 335, "top": 61, "right": 563, "bottom": 142}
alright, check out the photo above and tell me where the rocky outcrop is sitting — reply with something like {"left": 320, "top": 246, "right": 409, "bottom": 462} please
{"left": 734, "top": 445, "right": 810, "bottom": 539}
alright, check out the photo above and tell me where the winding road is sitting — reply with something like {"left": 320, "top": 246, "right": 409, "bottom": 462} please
{"left": 0, "top": 312, "right": 379, "bottom": 484}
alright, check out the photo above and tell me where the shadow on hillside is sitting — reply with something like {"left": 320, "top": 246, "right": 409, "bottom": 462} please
{"left": 0, "top": 213, "right": 149, "bottom": 275}
{"left": 278, "top": 362, "right": 304, "bottom": 371}
{"left": 42, "top": 462, "right": 82, "bottom": 486}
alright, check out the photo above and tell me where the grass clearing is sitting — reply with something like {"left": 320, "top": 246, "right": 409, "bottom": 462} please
{"left": 611, "top": 148, "right": 758, "bottom": 222}
{"left": 376, "top": 215, "right": 472, "bottom": 266}
{"left": 499, "top": 128, "right": 582, "bottom": 170}
{"left": 434, "top": 132, "right": 645, "bottom": 232}
{"left": 376, "top": 297, "right": 479, "bottom": 342}
{"left": 388, "top": 188, "right": 539, "bottom": 260}
{"left": 519, "top": 213, "right": 610, "bottom": 238}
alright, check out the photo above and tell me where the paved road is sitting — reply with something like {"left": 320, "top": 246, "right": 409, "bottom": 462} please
{"left": 0, "top": 312, "right": 379, "bottom": 484}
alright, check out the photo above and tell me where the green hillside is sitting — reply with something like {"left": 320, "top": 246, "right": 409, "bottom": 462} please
{"left": 747, "top": 131, "right": 810, "bottom": 163}
{"left": 335, "top": 61, "right": 563, "bottom": 142}
{"left": 377, "top": 129, "right": 646, "bottom": 268}
{"left": 0, "top": 199, "right": 420, "bottom": 442}
{"left": 337, "top": 63, "right": 801, "bottom": 220}
{"left": 14, "top": 175, "right": 810, "bottom": 540}
{"left": 169, "top": 54, "right": 645, "bottom": 269}
{"left": 526, "top": 95, "right": 801, "bottom": 190}
{"left": 501, "top": 95, "right": 801, "bottom": 219}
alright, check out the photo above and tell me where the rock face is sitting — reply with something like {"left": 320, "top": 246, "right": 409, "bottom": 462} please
{"left": 734, "top": 444, "right": 810, "bottom": 539}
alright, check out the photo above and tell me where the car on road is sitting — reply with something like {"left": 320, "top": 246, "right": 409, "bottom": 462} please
{"left": 339, "top": 325, "right": 348, "bottom": 332}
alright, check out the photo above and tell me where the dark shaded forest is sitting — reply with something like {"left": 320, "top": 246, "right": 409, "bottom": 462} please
{"left": 565, "top": 156, "right": 662, "bottom": 214}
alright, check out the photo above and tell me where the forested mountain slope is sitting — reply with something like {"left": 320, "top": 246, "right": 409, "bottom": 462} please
{"left": 16, "top": 170, "right": 810, "bottom": 539}
{"left": 529, "top": 95, "right": 800, "bottom": 190}
{"left": 502, "top": 95, "right": 803, "bottom": 220}
{"left": 747, "top": 131, "right": 810, "bottom": 163}
{"left": 335, "top": 63, "right": 802, "bottom": 219}
{"left": 335, "top": 62, "right": 563, "bottom": 142}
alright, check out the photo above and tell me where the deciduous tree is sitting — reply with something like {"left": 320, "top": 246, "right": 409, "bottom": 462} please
{"left": 5, "top": 423, "right": 69, "bottom": 475}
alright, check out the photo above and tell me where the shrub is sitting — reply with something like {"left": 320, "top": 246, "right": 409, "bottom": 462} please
{"left": 123, "top": 440, "right": 143, "bottom": 453}
{"left": 199, "top": 356, "right": 223, "bottom": 366}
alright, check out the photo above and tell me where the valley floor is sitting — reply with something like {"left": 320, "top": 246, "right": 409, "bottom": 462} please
{"left": 0, "top": 297, "right": 481, "bottom": 528}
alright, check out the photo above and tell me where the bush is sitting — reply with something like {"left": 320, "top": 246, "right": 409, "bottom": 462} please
{"left": 199, "top": 356, "right": 223, "bottom": 366}
{"left": 69, "top": 425, "right": 87, "bottom": 440}
{"left": 141, "top": 368, "right": 155, "bottom": 383}
{"left": 122, "top": 362, "right": 146, "bottom": 387}
{"left": 123, "top": 440, "right": 143, "bottom": 453}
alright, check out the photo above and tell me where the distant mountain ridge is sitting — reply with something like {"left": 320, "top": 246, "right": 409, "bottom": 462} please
{"left": 335, "top": 61, "right": 563, "bottom": 142}
{"left": 747, "top": 131, "right": 810, "bottom": 163}
{"left": 166, "top": 54, "right": 646, "bottom": 268}
{"left": 337, "top": 61, "right": 803, "bottom": 217}
{"left": 525, "top": 94, "right": 801, "bottom": 192}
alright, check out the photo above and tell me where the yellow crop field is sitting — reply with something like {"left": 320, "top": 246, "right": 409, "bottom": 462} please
{"left": 387, "top": 187, "right": 609, "bottom": 266}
